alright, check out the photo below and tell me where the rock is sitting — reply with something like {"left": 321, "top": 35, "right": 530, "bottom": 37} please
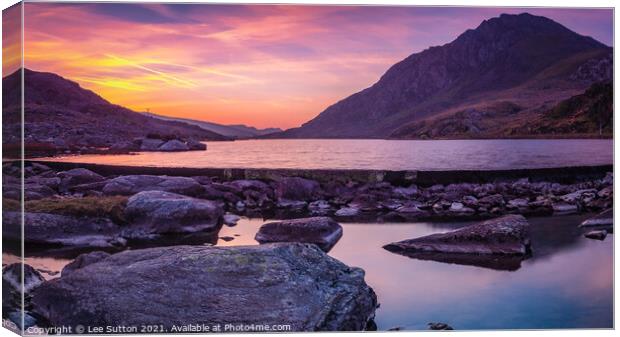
{"left": 255, "top": 217, "right": 343, "bottom": 252}
{"left": 158, "top": 139, "right": 189, "bottom": 152}
{"left": 230, "top": 179, "right": 271, "bottom": 193}
{"left": 552, "top": 203, "right": 579, "bottom": 215}
{"left": 384, "top": 214, "right": 531, "bottom": 255}
{"left": 448, "top": 202, "right": 475, "bottom": 215}
{"left": 109, "top": 141, "right": 138, "bottom": 152}
{"left": 275, "top": 177, "right": 320, "bottom": 201}
{"left": 219, "top": 236, "right": 234, "bottom": 242}
{"left": 428, "top": 322, "right": 453, "bottom": 330}
{"left": 584, "top": 229, "right": 607, "bottom": 240}
{"left": 223, "top": 213, "right": 241, "bottom": 226}
{"left": 24, "top": 183, "right": 57, "bottom": 200}
{"left": 31, "top": 244, "right": 377, "bottom": 331}
{"left": 102, "top": 175, "right": 204, "bottom": 196}
{"left": 393, "top": 186, "right": 419, "bottom": 198}
{"left": 395, "top": 204, "right": 430, "bottom": 218}
{"left": 276, "top": 199, "right": 308, "bottom": 210}
{"left": 3, "top": 263, "right": 46, "bottom": 294}
{"left": 187, "top": 139, "right": 207, "bottom": 151}
{"left": 598, "top": 186, "right": 613, "bottom": 198}
{"left": 61, "top": 251, "right": 112, "bottom": 277}
{"left": 3, "top": 212, "right": 126, "bottom": 248}
{"left": 139, "top": 138, "right": 165, "bottom": 151}
{"left": 560, "top": 189, "right": 597, "bottom": 203}
{"left": 462, "top": 195, "right": 478, "bottom": 207}
{"left": 335, "top": 206, "right": 360, "bottom": 217}
{"left": 507, "top": 198, "right": 529, "bottom": 208}
{"left": 57, "top": 168, "right": 104, "bottom": 191}
{"left": 478, "top": 194, "right": 505, "bottom": 207}
{"left": 309, "top": 200, "right": 332, "bottom": 214}
{"left": 580, "top": 209, "right": 613, "bottom": 227}
{"left": 124, "top": 191, "right": 223, "bottom": 235}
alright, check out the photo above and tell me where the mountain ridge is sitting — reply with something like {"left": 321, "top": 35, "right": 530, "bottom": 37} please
{"left": 141, "top": 112, "right": 282, "bottom": 139}
{"left": 272, "top": 12, "right": 612, "bottom": 139}
{"left": 2, "top": 68, "right": 230, "bottom": 155}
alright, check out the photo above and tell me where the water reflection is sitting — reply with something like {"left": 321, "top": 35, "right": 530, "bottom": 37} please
{"left": 10, "top": 214, "right": 613, "bottom": 330}
{"left": 40, "top": 139, "right": 613, "bottom": 170}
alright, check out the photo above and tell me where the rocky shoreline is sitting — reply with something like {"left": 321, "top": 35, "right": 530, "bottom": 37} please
{"left": 6, "top": 161, "right": 612, "bottom": 224}
{"left": 2, "top": 161, "right": 613, "bottom": 332}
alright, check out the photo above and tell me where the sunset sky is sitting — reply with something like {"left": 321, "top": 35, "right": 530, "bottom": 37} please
{"left": 5, "top": 4, "right": 614, "bottom": 129}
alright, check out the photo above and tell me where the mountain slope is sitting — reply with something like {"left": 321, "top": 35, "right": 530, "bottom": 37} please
{"left": 277, "top": 13, "right": 612, "bottom": 139}
{"left": 2, "top": 68, "right": 228, "bottom": 152}
{"left": 142, "top": 112, "right": 282, "bottom": 138}
{"left": 390, "top": 81, "right": 612, "bottom": 139}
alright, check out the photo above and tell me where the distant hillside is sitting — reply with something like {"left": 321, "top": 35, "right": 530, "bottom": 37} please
{"left": 390, "top": 81, "right": 612, "bottom": 139}
{"left": 274, "top": 13, "right": 612, "bottom": 139}
{"left": 142, "top": 112, "right": 282, "bottom": 138}
{"left": 2, "top": 68, "right": 228, "bottom": 154}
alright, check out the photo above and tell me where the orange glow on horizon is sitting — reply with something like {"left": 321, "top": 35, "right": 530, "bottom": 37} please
{"left": 18, "top": 4, "right": 613, "bottom": 129}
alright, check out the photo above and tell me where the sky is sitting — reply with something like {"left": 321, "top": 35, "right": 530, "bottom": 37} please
{"left": 5, "top": 4, "right": 614, "bottom": 129}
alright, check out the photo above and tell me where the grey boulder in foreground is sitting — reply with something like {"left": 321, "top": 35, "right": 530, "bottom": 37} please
{"left": 384, "top": 214, "right": 531, "bottom": 256}
{"left": 124, "top": 190, "right": 223, "bottom": 234}
{"left": 31, "top": 243, "right": 377, "bottom": 332}
{"left": 255, "top": 217, "right": 343, "bottom": 252}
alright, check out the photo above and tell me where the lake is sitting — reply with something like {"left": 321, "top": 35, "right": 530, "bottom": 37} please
{"left": 42, "top": 139, "right": 613, "bottom": 170}
{"left": 8, "top": 214, "right": 612, "bottom": 330}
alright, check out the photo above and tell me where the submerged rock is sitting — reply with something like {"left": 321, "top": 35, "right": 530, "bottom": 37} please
{"left": 61, "top": 251, "right": 112, "bottom": 277}
{"left": 384, "top": 214, "right": 531, "bottom": 256}
{"left": 255, "top": 217, "right": 343, "bottom": 252}
{"left": 584, "top": 229, "right": 608, "bottom": 240}
{"left": 102, "top": 175, "right": 204, "bottom": 196}
{"left": 124, "top": 191, "right": 223, "bottom": 234}
{"left": 3, "top": 212, "right": 126, "bottom": 248}
{"left": 31, "top": 244, "right": 377, "bottom": 331}
{"left": 580, "top": 209, "right": 613, "bottom": 227}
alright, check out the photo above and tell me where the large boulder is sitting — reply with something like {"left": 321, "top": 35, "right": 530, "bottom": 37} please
{"left": 384, "top": 214, "right": 531, "bottom": 256}
{"left": 57, "top": 168, "right": 105, "bottom": 191}
{"left": 102, "top": 175, "right": 204, "bottom": 196}
{"left": 2, "top": 212, "right": 126, "bottom": 248}
{"left": 139, "top": 138, "right": 165, "bottom": 151}
{"left": 158, "top": 139, "right": 189, "bottom": 152}
{"left": 31, "top": 244, "right": 377, "bottom": 331}
{"left": 124, "top": 191, "right": 223, "bottom": 234}
{"left": 255, "top": 217, "right": 343, "bottom": 252}
{"left": 61, "top": 251, "right": 112, "bottom": 277}
{"left": 274, "top": 177, "right": 321, "bottom": 201}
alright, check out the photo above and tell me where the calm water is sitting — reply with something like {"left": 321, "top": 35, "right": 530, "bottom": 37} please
{"left": 43, "top": 139, "right": 613, "bottom": 170}
{"left": 9, "top": 214, "right": 612, "bottom": 330}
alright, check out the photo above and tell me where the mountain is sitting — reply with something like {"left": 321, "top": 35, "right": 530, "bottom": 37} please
{"left": 2, "top": 68, "right": 229, "bottom": 153}
{"left": 391, "top": 81, "right": 612, "bottom": 139}
{"left": 142, "top": 112, "right": 282, "bottom": 139}
{"left": 276, "top": 13, "right": 612, "bottom": 139}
